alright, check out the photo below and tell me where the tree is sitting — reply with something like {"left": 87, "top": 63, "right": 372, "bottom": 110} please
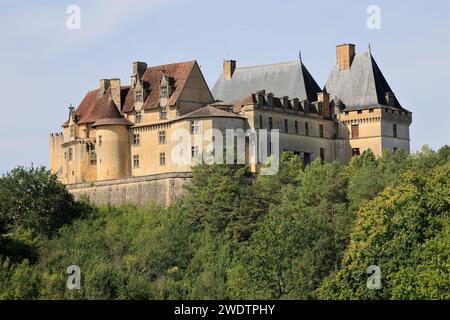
{"left": 318, "top": 164, "right": 450, "bottom": 299}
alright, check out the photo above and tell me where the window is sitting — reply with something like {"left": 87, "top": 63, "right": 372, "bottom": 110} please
{"left": 320, "top": 148, "right": 325, "bottom": 162}
{"left": 295, "top": 121, "right": 299, "bottom": 134}
{"left": 318, "top": 104, "right": 323, "bottom": 116}
{"left": 135, "top": 90, "right": 143, "bottom": 102}
{"left": 68, "top": 148, "right": 73, "bottom": 161}
{"left": 369, "top": 108, "right": 374, "bottom": 113}
{"left": 191, "top": 146, "right": 199, "bottom": 159}
{"left": 135, "top": 111, "right": 142, "bottom": 123}
{"left": 176, "top": 108, "right": 181, "bottom": 117}
{"left": 344, "top": 111, "right": 349, "bottom": 116}
{"left": 159, "top": 106, "right": 167, "bottom": 120}
{"left": 393, "top": 124, "right": 398, "bottom": 138}
{"left": 268, "top": 117, "right": 273, "bottom": 130}
{"left": 159, "top": 152, "right": 166, "bottom": 166}
{"left": 351, "top": 124, "right": 359, "bottom": 138}
{"left": 319, "top": 124, "right": 324, "bottom": 138}
{"left": 191, "top": 120, "right": 200, "bottom": 134}
{"left": 259, "top": 115, "right": 263, "bottom": 129}
{"left": 352, "top": 148, "right": 360, "bottom": 156}
{"left": 305, "top": 122, "right": 309, "bottom": 136}
{"left": 284, "top": 119, "right": 288, "bottom": 133}
{"left": 133, "top": 133, "right": 140, "bottom": 146}
{"left": 357, "top": 110, "right": 362, "bottom": 114}
{"left": 160, "top": 85, "right": 168, "bottom": 99}
{"left": 98, "top": 135, "right": 102, "bottom": 146}
{"left": 133, "top": 155, "right": 140, "bottom": 168}
{"left": 69, "top": 124, "right": 75, "bottom": 137}
{"left": 159, "top": 131, "right": 166, "bottom": 144}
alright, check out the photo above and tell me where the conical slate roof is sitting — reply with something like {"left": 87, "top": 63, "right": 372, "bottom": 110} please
{"left": 324, "top": 51, "right": 409, "bottom": 112}
{"left": 212, "top": 60, "right": 322, "bottom": 103}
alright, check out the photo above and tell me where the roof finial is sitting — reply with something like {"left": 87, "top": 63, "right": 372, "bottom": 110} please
{"left": 298, "top": 50, "right": 302, "bottom": 63}
{"left": 368, "top": 43, "right": 372, "bottom": 55}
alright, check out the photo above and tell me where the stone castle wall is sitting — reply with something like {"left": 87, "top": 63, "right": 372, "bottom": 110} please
{"left": 66, "top": 172, "right": 192, "bottom": 206}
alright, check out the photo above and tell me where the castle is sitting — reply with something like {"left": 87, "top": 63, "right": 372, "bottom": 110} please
{"left": 50, "top": 44, "right": 412, "bottom": 204}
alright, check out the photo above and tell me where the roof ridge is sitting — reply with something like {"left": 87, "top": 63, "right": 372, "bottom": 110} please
{"left": 235, "top": 60, "right": 299, "bottom": 71}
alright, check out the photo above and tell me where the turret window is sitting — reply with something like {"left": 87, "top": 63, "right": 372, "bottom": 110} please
{"left": 305, "top": 122, "right": 309, "bottom": 136}
{"left": 133, "top": 133, "right": 140, "bottom": 146}
{"left": 319, "top": 124, "right": 324, "bottom": 138}
{"left": 284, "top": 119, "right": 288, "bottom": 133}
{"left": 393, "top": 124, "right": 398, "bottom": 138}
{"left": 98, "top": 135, "right": 103, "bottom": 146}
{"left": 295, "top": 121, "right": 299, "bottom": 134}
{"left": 191, "top": 120, "right": 200, "bottom": 134}
{"left": 133, "top": 155, "right": 140, "bottom": 168}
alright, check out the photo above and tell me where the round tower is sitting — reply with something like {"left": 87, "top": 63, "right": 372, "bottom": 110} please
{"left": 92, "top": 98, "right": 133, "bottom": 181}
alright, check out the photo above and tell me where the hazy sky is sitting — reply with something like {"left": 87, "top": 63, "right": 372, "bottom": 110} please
{"left": 0, "top": 0, "right": 449, "bottom": 174}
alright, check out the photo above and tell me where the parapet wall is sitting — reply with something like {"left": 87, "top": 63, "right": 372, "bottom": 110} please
{"left": 66, "top": 172, "right": 193, "bottom": 206}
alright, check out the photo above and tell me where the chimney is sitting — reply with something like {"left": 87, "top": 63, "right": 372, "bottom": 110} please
{"left": 336, "top": 43, "right": 355, "bottom": 70}
{"left": 110, "top": 78, "right": 121, "bottom": 110}
{"left": 131, "top": 61, "right": 147, "bottom": 86}
{"left": 282, "top": 96, "right": 289, "bottom": 110}
{"left": 317, "top": 91, "right": 331, "bottom": 118}
{"left": 99, "top": 79, "right": 110, "bottom": 93}
{"left": 223, "top": 60, "right": 236, "bottom": 80}
{"left": 292, "top": 98, "right": 300, "bottom": 112}
{"left": 266, "top": 92, "right": 274, "bottom": 110}
{"left": 256, "top": 90, "right": 265, "bottom": 107}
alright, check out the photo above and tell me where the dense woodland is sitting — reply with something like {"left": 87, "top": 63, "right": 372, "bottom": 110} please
{"left": 0, "top": 146, "right": 449, "bottom": 299}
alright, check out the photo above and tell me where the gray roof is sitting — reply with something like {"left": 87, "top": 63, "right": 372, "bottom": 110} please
{"left": 212, "top": 60, "right": 322, "bottom": 103}
{"left": 325, "top": 51, "right": 408, "bottom": 112}
{"left": 180, "top": 105, "right": 244, "bottom": 120}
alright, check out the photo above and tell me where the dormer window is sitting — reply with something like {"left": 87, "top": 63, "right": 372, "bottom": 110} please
{"left": 160, "top": 85, "right": 168, "bottom": 99}
{"left": 69, "top": 124, "right": 75, "bottom": 137}
{"left": 160, "top": 75, "right": 173, "bottom": 99}
{"left": 135, "top": 90, "right": 143, "bottom": 102}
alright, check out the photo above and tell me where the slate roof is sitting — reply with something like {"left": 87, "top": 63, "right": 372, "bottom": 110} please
{"left": 180, "top": 105, "right": 244, "bottom": 120}
{"left": 324, "top": 51, "right": 409, "bottom": 112}
{"left": 211, "top": 60, "right": 322, "bottom": 103}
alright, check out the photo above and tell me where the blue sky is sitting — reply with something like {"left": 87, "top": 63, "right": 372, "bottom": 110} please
{"left": 0, "top": 0, "right": 449, "bottom": 174}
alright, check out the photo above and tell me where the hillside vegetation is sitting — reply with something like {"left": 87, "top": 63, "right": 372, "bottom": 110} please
{"left": 0, "top": 146, "right": 449, "bottom": 299}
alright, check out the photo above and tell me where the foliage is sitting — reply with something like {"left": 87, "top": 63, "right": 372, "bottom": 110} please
{"left": 0, "top": 146, "right": 448, "bottom": 300}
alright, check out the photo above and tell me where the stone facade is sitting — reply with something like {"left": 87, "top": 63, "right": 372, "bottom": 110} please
{"left": 50, "top": 43, "right": 412, "bottom": 205}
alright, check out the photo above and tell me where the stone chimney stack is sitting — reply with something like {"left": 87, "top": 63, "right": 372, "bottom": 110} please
{"left": 223, "top": 60, "right": 236, "bottom": 80}
{"left": 99, "top": 79, "right": 110, "bottom": 93}
{"left": 317, "top": 91, "right": 331, "bottom": 118}
{"left": 336, "top": 43, "right": 355, "bottom": 70}
{"left": 110, "top": 78, "right": 121, "bottom": 110}
{"left": 131, "top": 61, "right": 147, "bottom": 86}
